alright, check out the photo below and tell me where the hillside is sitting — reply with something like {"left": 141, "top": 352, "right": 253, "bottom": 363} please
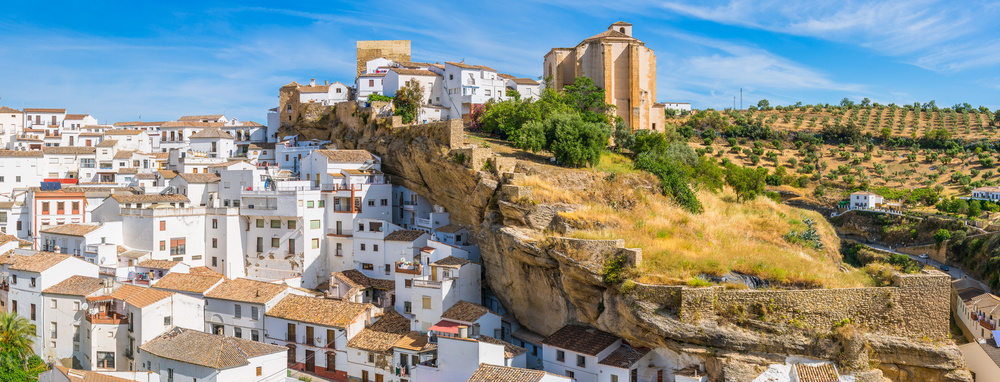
{"left": 672, "top": 106, "right": 1000, "bottom": 215}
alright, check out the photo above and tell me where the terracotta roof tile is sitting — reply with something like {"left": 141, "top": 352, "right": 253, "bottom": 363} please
{"left": 40, "top": 223, "right": 103, "bottom": 237}
{"left": 384, "top": 230, "right": 427, "bottom": 242}
{"left": 96, "top": 140, "right": 117, "bottom": 148}
{"left": 346, "top": 310, "right": 411, "bottom": 353}
{"left": 111, "top": 193, "right": 189, "bottom": 204}
{"left": 124, "top": 288, "right": 174, "bottom": 309}
{"left": 795, "top": 363, "right": 840, "bottom": 382}
{"left": 434, "top": 224, "right": 467, "bottom": 234}
{"left": 478, "top": 335, "right": 527, "bottom": 358}
{"left": 204, "top": 278, "right": 289, "bottom": 304}
{"left": 189, "top": 127, "right": 234, "bottom": 139}
{"left": 158, "top": 170, "right": 179, "bottom": 179}
{"left": 160, "top": 121, "right": 226, "bottom": 128}
{"left": 137, "top": 259, "right": 180, "bottom": 270}
{"left": 0, "top": 150, "right": 43, "bottom": 158}
{"left": 510, "top": 78, "right": 539, "bottom": 85}
{"left": 597, "top": 343, "right": 650, "bottom": 368}
{"left": 178, "top": 115, "right": 224, "bottom": 121}
{"left": 54, "top": 365, "right": 136, "bottom": 382}
{"left": 10, "top": 252, "right": 72, "bottom": 273}
{"left": 266, "top": 294, "right": 370, "bottom": 328}
{"left": 468, "top": 363, "right": 551, "bottom": 382}
{"left": 178, "top": 173, "right": 221, "bottom": 183}
{"left": 441, "top": 301, "right": 492, "bottom": 323}
{"left": 41, "top": 147, "right": 96, "bottom": 155}
{"left": 389, "top": 68, "right": 439, "bottom": 77}
{"left": 431, "top": 256, "right": 471, "bottom": 268}
{"left": 315, "top": 149, "right": 377, "bottom": 163}
{"left": 542, "top": 325, "right": 619, "bottom": 356}
{"left": 113, "top": 150, "right": 135, "bottom": 159}
{"left": 583, "top": 29, "right": 637, "bottom": 42}
{"left": 189, "top": 266, "right": 224, "bottom": 278}
{"left": 104, "top": 129, "right": 144, "bottom": 136}
{"left": 109, "top": 284, "right": 146, "bottom": 300}
{"left": 43, "top": 275, "right": 105, "bottom": 296}
{"left": 141, "top": 327, "right": 286, "bottom": 369}
{"left": 393, "top": 331, "right": 430, "bottom": 351}
{"left": 333, "top": 269, "right": 395, "bottom": 290}
{"left": 24, "top": 108, "right": 66, "bottom": 113}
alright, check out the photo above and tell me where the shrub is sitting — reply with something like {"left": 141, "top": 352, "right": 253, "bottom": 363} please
{"left": 546, "top": 113, "right": 611, "bottom": 167}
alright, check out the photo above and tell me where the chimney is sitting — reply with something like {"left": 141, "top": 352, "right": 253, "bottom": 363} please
{"left": 324, "top": 80, "right": 328, "bottom": 86}
{"left": 458, "top": 325, "right": 468, "bottom": 339}
{"left": 310, "top": 78, "right": 316, "bottom": 86}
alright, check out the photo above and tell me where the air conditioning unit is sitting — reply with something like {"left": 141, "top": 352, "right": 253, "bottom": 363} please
{"left": 248, "top": 205, "right": 255, "bottom": 209}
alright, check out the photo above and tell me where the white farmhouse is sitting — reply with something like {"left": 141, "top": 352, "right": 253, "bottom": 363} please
{"left": 264, "top": 294, "right": 374, "bottom": 380}
{"left": 542, "top": 325, "right": 622, "bottom": 382}
{"left": 139, "top": 327, "right": 288, "bottom": 382}
{"left": 436, "top": 62, "right": 510, "bottom": 120}
{"left": 850, "top": 191, "right": 884, "bottom": 209}
{"left": 500, "top": 75, "right": 541, "bottom": 101}
{"left": 971, "top": 186, "right": 1000, "bottom": 202}
{"left": 356, "top": 73, "right": 387, "bottom": 103}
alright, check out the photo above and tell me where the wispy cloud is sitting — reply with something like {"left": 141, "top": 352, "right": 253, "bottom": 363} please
{"left": 657, "top": 0, "right": 1000, "bottom": 72}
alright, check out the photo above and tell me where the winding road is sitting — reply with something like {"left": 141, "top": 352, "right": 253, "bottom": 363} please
{"left": 859, "top": 241, "right": 991, "bottom": 292}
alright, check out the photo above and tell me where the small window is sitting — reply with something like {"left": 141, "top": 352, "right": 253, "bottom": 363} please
{"left": 256, "top": 219, "right": 264, "bottom": 228}
{"left": 212, "top": 238, "right": 218, "bottom": 248}
{"left": 310, "top": 220, "right": 320, "bottom": 229}
{"left": 405, "top": 279, "right": 412, "bottom": 288}
{"left": 362, "top": 263, "right": 373, "bottom": 271}
{"left": 212, "top": 219, "right": 218, "bottom": 229}
{"left": 272, "top": 238, "right": 280, "bottom": 248}
{"left": 556, "top": 350, "right": 565, "bottom": 362}
{"left": 367, "top": 200, "right": 375, "bottom": 207}
{"left": 159, "top": 221, "right": 166, "bottom": 231}
{"left": 360, "top": 244, "right": 366, "bottom": 251}
{"left": 319, "top": 200, "right": 325, "bottom": 207}
{"left": 271, "top": 220, "right": 281, "bottom": 229}
{"left": 50, "top": 299, "right": 57, "bottom": 309}
{"left": 288, "top": 220, "right": 296, "bottom": 229}
{"left": 577, "top": 355, "right": 586, "bottom": 367}
{"left": 307, "top": 201, "right": 315, "bottom": 208}
{"left": 311, "top": 238, "right": 319, "bottom": 249}
{"left": 164, "top": 316, "right": 172, "bottom": 326}
{"left": 256, "top": 366, "right": 262, "bottom": 376}
{"left": 235, "top": 304, "right": 242, "bottom": 318}
{"left": 422, "top": 296, "right": 431, "bottom": 310}
{"left": 251, "top": 306, "right": 259, "bottom": 320}
{"left": 381, "top": 199, "right": 388, "bottom": 206}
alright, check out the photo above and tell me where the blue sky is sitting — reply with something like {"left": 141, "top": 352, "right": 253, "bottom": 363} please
{"left": 1, "top": 1, "right": 998, "bottom": 123}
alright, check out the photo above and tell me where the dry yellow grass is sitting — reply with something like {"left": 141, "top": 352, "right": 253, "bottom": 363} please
{"left": 516, "top": 167, "right": 872, "bottom": 289}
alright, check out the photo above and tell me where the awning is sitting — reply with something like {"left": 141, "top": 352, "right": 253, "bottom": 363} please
{"left": 428, "top": 320, "right": 462, "bottom": 334}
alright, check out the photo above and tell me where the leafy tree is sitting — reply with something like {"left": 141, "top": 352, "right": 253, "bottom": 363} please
{"left": 367, "top": 94, "right": 392, "bottom": 102}
{"left": 612, "top": 120, "right": 634, "bottom": 153}
{"left": 994, "top": 110, "right": 1000, "bottom": 126}
{"left": 969, "top": 200, "right": 983, "bottom": 218}
{"left": 511, "top": 120, "right": 546, "bottom": 153}
{"left": 757, "top": 99, "right": 771, "bottom": 111}
{"left": 545, "top": 113, "right": 610, "bottom": 167}
{"left": 561, "top": 77, "right": 614, "bottom": 124}
{"left": 840, "top": 97, "right": 855, "bottom": 108}
{"left": 635, "top": 152, "right": 702, "bottom": 213}
{"left": 725, "top": 165, "right": 767, "bottom": 202}
{"left": 393, "top": 79, "right": 425, "bottom": 124}
{"left": 933, "top": 229, "right": 951, "bottom": 249}
{"left": 0, "top": 312, "right": 45, "bottom": 380}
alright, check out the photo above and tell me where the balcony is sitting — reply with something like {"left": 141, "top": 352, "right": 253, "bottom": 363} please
{"left": 87, "top": 312, "right": 128, "bottom": 325}
{"left": 99, "top": 267, "right": 116, "bottom": 276}
{"left": 320, "top": 183, "right": 363, "bottom": 192}
{"left": 412, "top": 279, "right": 442, "bottom": 289}
{"left": 124, "top": 349, "right": 134, "bottom": 359}
{"left": 980, "top": 318, "right": 996, "bottom": 331}
{"left": 402, "top": 202, "right": 417, "bottom": 211}
{"left": 416, "top": 218, "right": 431, "bottom": 228}
{"left": 395, "top": 262, "right": 422, "bottom": 275}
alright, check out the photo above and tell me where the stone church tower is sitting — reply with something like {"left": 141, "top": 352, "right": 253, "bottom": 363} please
{"left": 543, "top": 22, "right": 665, "bottom": 131}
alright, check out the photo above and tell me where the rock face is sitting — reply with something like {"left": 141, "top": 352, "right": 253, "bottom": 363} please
{"left": 291, "top": 107, "right": 971, "bottom": 382}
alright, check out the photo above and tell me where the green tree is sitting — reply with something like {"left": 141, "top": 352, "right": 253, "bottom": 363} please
{"left": 511, "top": 120, "right": 547, "bottom": 153}
{"left": 725, "top": 165, "right": 767, "bottom": 202}
{"left": 933, "top": 229, "right": 951, "bottom": 249}
{"left": 635, "top": 152, "right": 702, "bottom": 213}
{"left": 392, "top": 78, "right": 425, "bottom": 124}
{"left": 757, "top": 99, "right": 770, "bottom": 111}
{"left": 994, "top": 110, "right": 1000, "bottom": 126}
{"left": 969, "top": 200, "right": 983, "bottom": 218}
{"left": 545, "top": 113, "right": 610, "bottom": 167}
{"left": 0, "top": 312, "right": 45, "bottom": 380}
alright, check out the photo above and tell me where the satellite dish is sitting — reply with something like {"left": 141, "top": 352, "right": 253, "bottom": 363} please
{"left": 100, "top": 257, "right": 106, "bottom": 264}
{"left": 81, "top": 302, "right": 89, "bottom": 311}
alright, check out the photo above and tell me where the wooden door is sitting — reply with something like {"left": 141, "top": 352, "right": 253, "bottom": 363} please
{"left": 305, "top": 350, "right": 315, "bottom": 372}
{"left": 306, "top": 326, "right": 314, "bottom": 346}
{"left": 362, "top": 370, "right": 368, "bottom": 381}
{"left": 288, "top": 323, "right": 296, "bottom": 342}
{"left": 326, "top": 352, "right": 336, "bottom": 371}
{"left": 375, "top": 374, "right": 383, "bottom": 382}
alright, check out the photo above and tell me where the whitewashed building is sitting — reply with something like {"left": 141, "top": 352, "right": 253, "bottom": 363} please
{"left": 139, "top": 327, "right": 288, "bottom": 382}
{"left": 203, "top": 278, "right": 307, "bottom": 341}
{"left": 849, "top": 191, "right": 884, "bottom": 209}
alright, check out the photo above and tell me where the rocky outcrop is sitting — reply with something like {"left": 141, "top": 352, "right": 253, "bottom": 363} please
{"left": 287, "top": 107, "right": 971, "bottom": 382}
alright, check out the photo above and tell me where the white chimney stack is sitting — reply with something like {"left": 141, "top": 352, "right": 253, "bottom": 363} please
{"left": 458, "top": 325, "right": 468, "bottom": 339}
{"left": 310, "top": 78, "right": 316, "bottom": 86}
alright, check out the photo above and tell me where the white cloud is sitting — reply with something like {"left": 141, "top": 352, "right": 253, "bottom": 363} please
{"left": 656, "top": 0, "right": 1000, "bottom": 72}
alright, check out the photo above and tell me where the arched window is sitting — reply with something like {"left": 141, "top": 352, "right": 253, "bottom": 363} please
{"left": 620, "top": 27, "right": 625, "bottom": 33}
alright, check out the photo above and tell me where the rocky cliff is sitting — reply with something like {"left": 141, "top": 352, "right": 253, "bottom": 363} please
{"left": 285, "top": 104, "right": 971, "bottom": 382}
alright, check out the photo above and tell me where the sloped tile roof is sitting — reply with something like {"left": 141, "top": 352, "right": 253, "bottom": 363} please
{"left": 54, "top": 365, "right": 136, "bottom": 382}
{"left": 333, "top": 269, "right": 395, "bottom": 290}
{"left": 0, "top": 150, "right": 43, "bottom": 157}
{"left": 189, "top": 266, "right": 224, "bottom": 278}
{"left": 582, "top": 29, "right": 637, "bottom": 42}
{"left": 597, "top": 343, "right": 650, "bottom": 368}
{"left": 41, "top": 147, "right": 96, "bottom": 155}
{"left": 204, "top": 278, "right": 288, "bottom": 304}
{"left": 40, "top": 223, "right": 103, "bottom": 236}
{"left": 431, "top": 256, "right": 471, "bottom": 268}
{"left": 140, "top": 327, "right": 286, "bottom": 369}
{"left": 10, "top": 251, "right": 72, "bottom": 273}
{"left": 178, "top": 115, "right": 224, "bottom": 121}
{"left": 389, "top": 68, "right": 439, "bottom": 77}
{"left": 43, "top": 275, "right": 105, "bottom": 296}
{"left": 795, "top": 363, "right": 840, "bottom": 382}
{"left": 161, "top": 121, "right": 226, "bottom": 128}
{"left": 478, "top": 335, "right": 527, "bottom": 358}
{"left": 434, "top": 224, "right": 467, "bottom": 234}
{"left": 542, "top": 325, "right": 619, "bottom": 356}
{"left": 24, "top": 108, "right": 66, "bottom": 113}
{"left": 96, "top": 140, "right": 117, "bottom": 147}
{"left": 384, "top": 229, "right": 427, "bottom": 242}
{"left": 104, "top": 129, "right": 144, "bottom": 135}
{"left": 124, "top": 288, "right": 174, "bottom": 309}
{"left": 346, "top": 310, "right": 411, "bottom": 353}
{"left": 137, "top": 259, "right": 180, "bottom": 270}
{"left": 152, "top": 272, "right": 222, "bottom": 293}
{"left": 113, "top": 150, "right": 135, "bottom": 159}
{"left": 108, "top": 284, "right": 146, "bottom": 300}
{"left": 467, "top": 363, "right": 550, "bottom": 382}
{"left": 266, "top": 294, "right": 370, "bottom": 329}
{"left": 393, "top": 331, "right": 430, "bottom": 351}
{"left": 315, "top": 149, "right": 377, "bottom": 163}
{"left": 178, "top": 173, "right": 221, "bottom": 183}
{"left": 110, "top": 194, "right": 189, "bottom": 204}
{"left": 441, "top": 300, "right": 492, "bottom": 323}
{"left": 510, "top": 78, "right": 539, "bottom": 85}
{"left": 189, "top": 127, "right": 235, "bottom": 139}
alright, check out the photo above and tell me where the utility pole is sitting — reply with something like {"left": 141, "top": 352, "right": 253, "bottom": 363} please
{"left": 733, "top": 96, "right": 736, "bottom": 111}
{"left": 740, "top": 88, "right": 743, "bottom": 110}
